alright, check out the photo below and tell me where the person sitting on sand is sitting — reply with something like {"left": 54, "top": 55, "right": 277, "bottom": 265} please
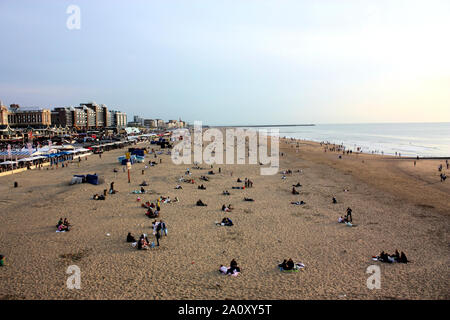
{"left": 237, "top": 178, "right": 242, "bottom": 183}
{"left": 63, "top": 218, "right": 71, "bottom": 228}
{"left": 140, "top": 186, "right": 146, "bottom": 194}
{"left": 127, "top": 232, "right": 136, "bottom": 243}
{"left": 292, "top": 187, "right": 299, "bottom": 195}
{"left": 346, "top": 207, "right": 353, "bottom": 222}
{"left": 109, "top": 182, "right": 117, "bottom": 194}
{"left": 332, "top": 197, "right": 337, "bottom": 204}
{"left": 284, "top": 258, "right": 295, "bottom": 270}
{"left": 208, "top": 170, "right": 215, "bottom": 175}
{"left": 338, "top": 216, "right": 346, "bottom": 223}
{"left": 227, "top": 259, "right": 240, "bottom": 274}
{"left": 198, "top": 184, "right": 206, "bottom": 190}
{"left": 196, "top": 199, "right": 207, "bottom": 206}
{"left": 278, "top": 260, "right": 288, "bottom": 269}
{"left": 223, "top": 190, "right": 230, "bottom": 195}
{"left": 56, "top": 218, "right": 63, "bottom": 228}
{"left": 137, "top": 235, "right": 149, "bottom": 250}
{"left": 399, "top": 251, "right": 409, "bottom": 263}
{"left": 244, "top": 197, "right": 254, "bottom": 202}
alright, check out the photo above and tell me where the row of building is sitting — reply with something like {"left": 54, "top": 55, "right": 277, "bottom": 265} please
{"left": 128, "top": 116, "right": 186, "bottom": 129}
{"left": 0, "top": 101, "right": 127, "bottom": 130}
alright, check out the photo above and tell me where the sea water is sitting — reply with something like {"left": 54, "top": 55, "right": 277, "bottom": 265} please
{"left": 252, "top": 122, "right": 450, "bottom": 158}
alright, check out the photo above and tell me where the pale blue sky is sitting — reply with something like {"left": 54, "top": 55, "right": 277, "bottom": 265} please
{"left": 0, "top": 0, "right": 449, "bottom": 125}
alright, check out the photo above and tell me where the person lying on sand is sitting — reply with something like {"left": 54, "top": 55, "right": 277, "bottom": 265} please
{"left": 291, "top": 201, "right": 306, "bottom": 205}
{"left": 244, "top": 197, "right": 254, "bottom": 202}
{"left": 174, "top": 185, "right": 183, "bottom": 189}
{"left": 198, "top": 184, "right": 206, "bottom": 190}
{"left": 127, "top": 232, "right": 136, "bottom": 243}
{"left": 292, "top": 183, "right": 302, "bottom": 187}
{"left": 139, "top": 181, "right": 148, "bottom": 186}
{"left": 200, "top": 176, "right": 209, "bottom": 181}
{"left": 223, "top": 190, "right": 230, "bottom": 195}
{"left": 196, "top": 199, "right": 207, "bottom": 206}
{"left": 208, "top": 170, "right": 215, "bottom": 175}
{"left": 292, "top": 187, "right": 300, "bottom": 195}
{"left": 93, "top": 194, "right": 105, "bottom": 200}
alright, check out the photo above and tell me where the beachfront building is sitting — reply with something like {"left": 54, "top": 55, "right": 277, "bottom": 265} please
{"left": 51, "top": 107, "right": 74, "bottom": 127}
{"left": 0, "top": 102, "right": 8, "bottom": 126}
{"left": 110, "top": 110, "right": 127, "bottom": 129}
{"left": 6, "top": 104, "right": 52, "bottom": 128}
{"left": 79, "top": 102, "right": 108, "bottom": 129}
{"left": 144, "top": 119, "right": 157, "bottom": 128}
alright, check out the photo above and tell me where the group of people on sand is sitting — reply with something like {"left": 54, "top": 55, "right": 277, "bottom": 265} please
{"left": 128, "top": 223, "right": 167, "bottom": 250}
{"left": 56, "top": 218, "right": 71, "bottom": 232}
{"left": 219, "top": 259, "right": 240, "bottom": 275}
{"left": 375, "top": 250, "right": 408, "bottom": 264}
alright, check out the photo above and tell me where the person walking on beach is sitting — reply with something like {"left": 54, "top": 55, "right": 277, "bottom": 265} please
{"left": 446, "top": 160, "right": 449, "bottom": 169}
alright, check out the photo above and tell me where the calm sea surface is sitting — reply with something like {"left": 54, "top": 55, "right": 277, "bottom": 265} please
{"left": 249, "top": 123, "right": 450, "bottom": 157}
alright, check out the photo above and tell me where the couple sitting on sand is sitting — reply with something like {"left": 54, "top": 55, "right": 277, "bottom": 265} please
{"left": 137, "top": 234, "right": 152, "bottom": 250}
{"left": 375, "top": 250, "right": 408, "bottom": 264}
{"left": 146, "top": 207, "right": 159, "bottom": 218}
{"left": 222, "top": 204, "right": 233, "bottom": 212}
{"left": 219, "top": 259, "right": 240, "bottom": 276}
{"left": 56, "top": 218, "right": 71, "bottom": 232}
{"left": 278, "top": 258, "right": 295, "bottom": 270}
{"left": 216, "top": 217, "right": 233, "bottom": 227}
{"left": 198, "top": 184, "right": 206, "bottom": 190}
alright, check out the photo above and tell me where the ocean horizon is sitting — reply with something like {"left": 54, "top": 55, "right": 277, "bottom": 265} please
{"left": 215, "top": 122, "right": 450, "bottom": 158}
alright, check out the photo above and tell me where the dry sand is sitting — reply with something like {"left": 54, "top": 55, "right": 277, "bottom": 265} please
{"left": 0, "top": 136, "right": 449, "bottom": 300}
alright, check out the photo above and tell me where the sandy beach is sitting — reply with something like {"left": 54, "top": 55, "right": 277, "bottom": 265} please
{"left": 0, "top": 136, "right": 449, "bottom": 300}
